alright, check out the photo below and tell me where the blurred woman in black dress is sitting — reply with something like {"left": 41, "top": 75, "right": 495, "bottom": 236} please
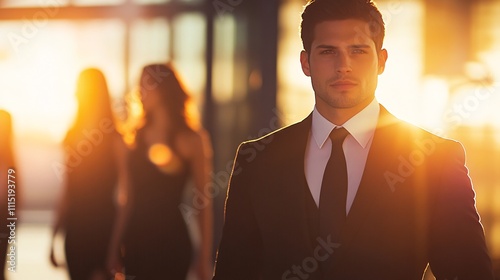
{"left": 107, "top": 63, "right": 213, "bottom": 280}
{"left": 0, "top": 110, "right": 16, "bottom": 280}
{"left": 50, "top": 68, "right": 121, "bottom": 280}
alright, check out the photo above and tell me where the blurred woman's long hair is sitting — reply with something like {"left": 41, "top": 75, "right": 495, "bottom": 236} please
{"left": 64, "top": 68, "right": 116, "bottom": 146}
{"left": 123, "top": 63, "right": 200, "bottom": 146}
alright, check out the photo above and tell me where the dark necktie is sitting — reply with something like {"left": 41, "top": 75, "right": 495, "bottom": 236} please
{"left": 319, "top": 127, "right": 349, "bottom": 243}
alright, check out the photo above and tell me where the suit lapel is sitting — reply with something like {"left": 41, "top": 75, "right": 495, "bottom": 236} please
{"left": 279, "top": 114, "right": 321, "bottom": 247}
{"left": 340, "top": 106, "right": 405, "bottom": 246}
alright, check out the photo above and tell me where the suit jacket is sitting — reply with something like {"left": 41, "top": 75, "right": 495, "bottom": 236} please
{"left": 213, "top": 106, "right": 494, "bottom": 280}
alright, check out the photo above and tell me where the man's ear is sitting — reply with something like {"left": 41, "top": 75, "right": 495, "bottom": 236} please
{"left": 300, "top": 50, "right": 311, "bottom": 77}
{"left": 378, "top": 49, "right": 388, "bottom": 74}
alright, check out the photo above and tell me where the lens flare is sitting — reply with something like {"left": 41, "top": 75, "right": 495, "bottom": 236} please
{"left": 147, "top": 143, "right": 182, "bottom": 174}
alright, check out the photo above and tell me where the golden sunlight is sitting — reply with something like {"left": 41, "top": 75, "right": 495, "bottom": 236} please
{"left": 0, "top": 42, "right": 77, "bottom": 142}
{"left": 148, "top": 143, "right": 183, "bottom": 174}
{"left": 148, "top": 143, "right": 173, "bottom": 166}
{"left": 0, "top": 20, "right": 125, "bottom": 143}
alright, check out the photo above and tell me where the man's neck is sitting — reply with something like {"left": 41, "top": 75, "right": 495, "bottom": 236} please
{"left": 316, "top": 98, "right": 374, "bottom": 125}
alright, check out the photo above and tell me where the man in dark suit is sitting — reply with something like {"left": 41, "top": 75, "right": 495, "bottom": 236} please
{"left": 213, "top": 0, "right": 495, "bottom": 279}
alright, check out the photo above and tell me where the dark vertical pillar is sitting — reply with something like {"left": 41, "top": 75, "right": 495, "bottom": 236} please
{"left": 245, "top": 0, "right": 280, "bottom": 135}
{"left": 210, "top": 0, "right": 281, "bottom": 259}
{"left": 203, "top": 0, "right": 215, "bottom": 136}
{"left": 203, "top": 0, "right": 217, "bottom": 262}
{"left": 256, "top": 0, "right": 279, "bottom": 132}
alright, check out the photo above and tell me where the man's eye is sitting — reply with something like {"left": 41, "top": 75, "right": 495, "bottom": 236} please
{"left": 320, "top": 50, "right": 336, "bottom": 55}
{"left": 352, "top": 49, "right": 367, "bottom": 54}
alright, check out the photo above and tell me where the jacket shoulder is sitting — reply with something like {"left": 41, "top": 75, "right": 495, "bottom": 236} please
{"left": 241, "top": 115, "right": 309, "bottom": 147}
{"left": 384, "top": 114, "right": 465, "bottom": 161}
{"left": 234, "top": 115, "right": 311, "bottom": 165}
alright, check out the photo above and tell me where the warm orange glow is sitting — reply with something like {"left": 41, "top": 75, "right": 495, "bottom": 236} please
{"left": 116, "top": 88, "right": 145, "bottom": 147}
{"left": 0, "top": 42, "right": 78, "bottom": 142}
{"left": 0, "top": 20, "right": 126, "bottom": 143}
{"left": 148, "top": 143, "right": 173, "bottom": 166}
{"left": 277, "top": 1, "right": 316, "bottom": 125}
{"left": 248, "top": 69, "right": 263, "bottom": 91}
{"left": 148, "top": 143, "right": 182, "bottom": 174}
{"left": 185, "top": 98, "right": 201, "bottom": 131}
{"left": 114, "top": 272, "right": 126, "bottom": 280}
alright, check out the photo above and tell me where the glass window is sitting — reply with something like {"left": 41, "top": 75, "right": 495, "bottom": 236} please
{"left": 473, "top": 2, "right": 500, "bottom": 91}
{"left": 129, "top": 18, "right": 171, "bottom": 89}
{"left": 277, "top": 0, "right": 314, "bottom": 125}
{"left": 452, "top": 1, "right": 500, "bottom": 129}
{"left": 213, "top": 14, "right": 236, "bottom": 103}
{"left": 172, "top": 13, "right": 206, "bottom": 103}
{"left": 376, "top": 0, "right": 424, "bottom": 126}
{"left": 0, "top": 0, "right": 69, "bottom": 7}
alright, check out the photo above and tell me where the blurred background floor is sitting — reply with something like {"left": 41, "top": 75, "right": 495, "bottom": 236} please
{"left": 7, "top": 211, "right": 68, "bottom": 280}
{"left": 7, "top": 211, "right": 201, "bottom": 280}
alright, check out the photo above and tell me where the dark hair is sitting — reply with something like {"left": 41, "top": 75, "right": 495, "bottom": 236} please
{"left": 65, "top": 68, "right": 116, "bottom": 145}
{"left": 139, "top": 63, "right": 199, "bottom": 134}
{"left": 300, "top": 0, "right": 385, "bottom": 54}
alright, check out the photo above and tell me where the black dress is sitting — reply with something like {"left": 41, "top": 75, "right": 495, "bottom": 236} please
{"left": 64, "top": 132, "right": 118, "bottom": 280}
{"left": 124, "top": 135, "right": 192, "bottom": 279}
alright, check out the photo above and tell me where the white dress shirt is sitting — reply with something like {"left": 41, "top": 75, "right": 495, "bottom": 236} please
{"left": 304, "top": 98, "right": 380, "bottom": 214}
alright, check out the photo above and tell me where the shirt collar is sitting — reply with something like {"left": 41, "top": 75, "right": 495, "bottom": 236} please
{"left": 311, "top": 98, "right": 380, "bottom": 149}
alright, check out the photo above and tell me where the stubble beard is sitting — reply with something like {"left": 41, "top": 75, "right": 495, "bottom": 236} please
{"left": 319, "top": 88, "right": 372, "bottom": 110}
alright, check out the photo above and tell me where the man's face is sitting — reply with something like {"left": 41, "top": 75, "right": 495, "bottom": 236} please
{"left": 300, "top": 19, "right": 387, "bottom": 119}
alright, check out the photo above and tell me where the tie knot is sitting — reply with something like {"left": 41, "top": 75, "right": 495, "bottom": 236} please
{"left": 329, "top": 127, "right": 349, "bottom": 144}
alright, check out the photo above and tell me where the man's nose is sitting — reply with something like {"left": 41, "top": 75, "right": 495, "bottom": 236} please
{"left": 336, "top": 53, "right": 352, "bottom": 74}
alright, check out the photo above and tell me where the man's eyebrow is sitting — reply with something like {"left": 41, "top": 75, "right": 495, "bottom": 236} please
{"left": 315, "top": 45, "right": 337, "bottom": 49}
{"left": 350, "top": 44, "right": 371, "bottom": 48}
{"left": 314, "top": 44, "right": 372, "bottom": 49}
